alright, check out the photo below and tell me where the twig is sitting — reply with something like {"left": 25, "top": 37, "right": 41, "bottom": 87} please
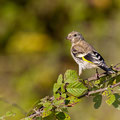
{"left": 26, "top": 63, "right": 120, "bottom": 119}
{"left": 85, "top": 72, "right": 107, "bottom": 82}
{"left": 78, "top": 82, "right": 120, "bottom": 99}
{"left": 85, "top": 63, "right": 120, "bottom": 82}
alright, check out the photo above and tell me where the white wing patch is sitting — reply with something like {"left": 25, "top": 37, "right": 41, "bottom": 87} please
{"left": 76, "top": 53, "right": 87, "bottom": 57}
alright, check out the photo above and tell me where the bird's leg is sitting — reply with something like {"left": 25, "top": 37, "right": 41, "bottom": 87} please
{"left": 79, "top": 65, "right": 82, "bottom": 76}
{"left": 96, "top": 69, "right": 100, "bottom": 79}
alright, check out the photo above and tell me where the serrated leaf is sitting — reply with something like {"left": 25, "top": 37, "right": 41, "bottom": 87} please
{"left": 43, "top": 102, "right": 51, "bottom": 107}
{"left": 66, "top": 81, "right": 87, "bottom": 97}
{"left": 42, "top": 101, "right": 53, "bottom": 118}
{"left": 43, "top": 112, "right": 56, "bottom": 120}
{"left": 112, "top": 93, "right": 120, "bottom": 110}
{"left": 53, "top": 83, "right": 61, "bottom": 94}
{"left": 64, "top": 70, "right": 78, "bottom": 83}
{"left": 53, "top": 98, "right": 65, "bottom": 107}
{"left": 61, "top": 93, "right": 66, "bottom": 98}
{"left": 53, "top": 74, "right": 63, "bottom": 94}
{"left": 64, "top": 113, "right": 71, "bottom": 120}
{"left": 42, "top": 110, "right": 52, "bottom": 118}
{"left": 56, "top": 112, "right": 71, "bottom": 120}
{"left": 93, "top": 95, "right": 102, "bottom": 109}
{"left": 61, "top": 83, "right": 65, "bottom": 93}
{"left": 106, "top": 94, "right": 115, "bottom": 105}
{"left": 57, "top": 74, "right": 63, "bottom": 84}
{"left": 44, "top": 104, "right": 52, "bottom": 111}
{"left": 56, "top": 112, "right": 66, "bottom": 120}
{"left": 54, "top": 93, "right": 60, "bottom": 99}
{"left": 66, "top": 96, "right": 80, "bottom": 105}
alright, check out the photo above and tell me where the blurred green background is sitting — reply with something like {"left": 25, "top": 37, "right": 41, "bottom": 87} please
{"left": 0, "top": 0, "right": 120, "bottom": 119}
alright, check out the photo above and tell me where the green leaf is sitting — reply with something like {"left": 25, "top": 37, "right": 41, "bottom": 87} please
{"left": 53, "top": 83, "right": 61, "bottom": 94}
{"left": 115, "top": 74, "right": 120, "bottom": 82}
{"left": 42, "top": 110, "right": 52, "bottom": 118}
{"left": 66, "top": 96, "right": 80, "bottom": 105}
{"left": 22, "top": 118, "right": 32, "bottom": 120}
{"left": 53, "top": 74, "right": 63, "bottom": 94}
{"left": 43, "top": 112, "right": 56, "bottom": 120}
{"left": 36, "top": 117, "right": 42, "bottom": 120}
{"left": 61, "top": 93, "right": 67, "bottom": 98}
{"left": 61, "top": 108, "right": 68, "bottom": 113}
{"left": 57, "top": 74, "right": 63, "bottom": 84}
{"left": 43, "top": 101, "right": 51, "bottom": 107}
{"left": 61, "top": 83, "right": 65, "bottom": 93}
{"left": 42, "top": 102, "right": 53, "bottom": 118}
{"left": 66, "top": 81, "right": 87, "bottom": 97}
{"left": 112, "top": 93, "right": 120, "bottom": 110}
{"left": 106, "top": 94, "right": 115, "bottom": 105}
{"left": 94, "top": 80, "right": 100, "bottom": 85}
{"left": 64, "top": 112, "right": 71, "bottom": 120}
{"left": 56, "top": 112, "right": 71, "bottom": 120}
{"left": 93, "top": 95, "right": 102, "bottom": 109}
{"left": 54, "top": 93, "right": 60, "bottom": 99}
{"left": 64, "top": 70, "right": 78, "bottom": 83}
{"left": 53, "top": 98, "right": 65, "bottom": 108}
{"left": 56, "top": 112, "right": 66, "bottom": 120}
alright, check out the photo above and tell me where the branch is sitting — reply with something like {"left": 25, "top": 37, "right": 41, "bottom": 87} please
{"left": 78, "top": 81, "right": 120, "bottom": 99}
{"left": 85, "top": 63, "right": 120, "bottom": 82}
{"left": 25, "top": 63, "right": 120, "bottom": 119}
{"left": 27, "top": 109, "right": 42, "bottom": 119}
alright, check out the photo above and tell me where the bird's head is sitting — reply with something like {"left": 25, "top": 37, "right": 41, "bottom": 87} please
{"left": 66, "top": 31, "right": 84, "bottom": 44}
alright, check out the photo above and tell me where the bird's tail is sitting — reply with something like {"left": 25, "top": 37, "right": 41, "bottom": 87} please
{"left": 99, "top": 65, "right": 115, "bottom": 74}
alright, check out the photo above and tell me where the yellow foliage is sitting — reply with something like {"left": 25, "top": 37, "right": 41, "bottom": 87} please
{"left": 6, "top": 32, "right": 52, "bottom": 53}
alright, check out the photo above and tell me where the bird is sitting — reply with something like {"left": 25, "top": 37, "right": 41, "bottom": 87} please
{"left": 66, "top": 31, "right": 115, "bottom": 76}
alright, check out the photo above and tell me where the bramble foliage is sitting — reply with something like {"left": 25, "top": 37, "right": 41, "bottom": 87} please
{"left": 1, "top": 69, "right": 120, "bottom": 120}
{"left": 20, "top": 69, "right": 120, "bottom": 120}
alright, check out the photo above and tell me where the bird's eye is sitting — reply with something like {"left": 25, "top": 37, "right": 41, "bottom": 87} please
{"left": 74, "top": 34, "right": 77, "bottom": 37}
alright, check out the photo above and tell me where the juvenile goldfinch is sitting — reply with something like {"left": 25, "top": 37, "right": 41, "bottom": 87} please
{"left": 66, "top": 31, "right": 115, "bottom": 76}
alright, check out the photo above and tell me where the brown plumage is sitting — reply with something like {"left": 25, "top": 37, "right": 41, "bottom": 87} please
{"left": 66, "top": 31, "right": 115, "bottom": 75}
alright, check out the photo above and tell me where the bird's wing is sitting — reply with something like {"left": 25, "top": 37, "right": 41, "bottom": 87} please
{"left": 72, "top": 45, "right": 87, "bottom": 57}
{"left": 83, "top": 51, "right": 115, "bottom": 73}
{"left": 71, "top": 42, "right": 94, "bottom": 58}
{"left": 83, "top": 51, "right": 105, "bottom": 66}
